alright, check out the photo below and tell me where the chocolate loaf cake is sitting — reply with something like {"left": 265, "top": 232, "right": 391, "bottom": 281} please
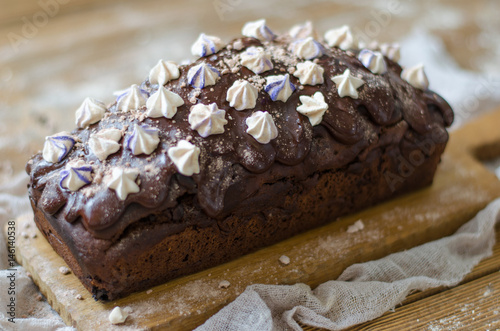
{"left": 26, "top": 20, "right": 453, "bottom": 301}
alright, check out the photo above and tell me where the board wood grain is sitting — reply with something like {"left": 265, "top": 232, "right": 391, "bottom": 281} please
{"left": 352, "top": 272, "right": 500, "bottom": 330}
{"left": 9, "top": 109, "right": 500, "bottom": 330}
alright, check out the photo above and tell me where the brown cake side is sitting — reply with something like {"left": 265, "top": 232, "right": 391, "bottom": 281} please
{"left": 26, "top": 21, "right": 453, "bottom": 300}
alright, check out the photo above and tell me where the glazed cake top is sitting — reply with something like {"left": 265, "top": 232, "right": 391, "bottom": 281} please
{"left": 26, "top": 19, "right": 453, "bottom": 240}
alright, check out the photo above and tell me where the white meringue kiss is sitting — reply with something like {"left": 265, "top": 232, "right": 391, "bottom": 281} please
{"left": 106, "top": 167, "right": 140, "bottom": 200}
{"left": 146, "top": 86, "right": 184, "bottom": 119}
{"left": 191, "top": 33, "right": 224, "bottom": 57}
{"left": 289, "top": 37, "right": 324, "bottom": 60}
{"left": 241, "top": 19, "right": 275, "bottom": 41}
{"left": 264, "top": 74, "right": 295, "bottom": 102}
{"left": 75, "top": 97, "right": 106, "bottom": 128}
{"left": 148, "top": 60, "right": 180, "bottom": 86}
{"left": 240, "top": 46, "right": 273, "bottom": 74}
{"left": 187, "top": 63, "right": 220, "bottom": 89}
{"left": 289, "top": 21, "right": 319, "bottom": 40}
{"left": 59, "top": 160, "right": 93, "bottom": 191}
{"left": 293, "top": 61, "right": 324, "bottom": 85}
{"left": 401, "top": 63, "right": 429, "bottom": 90}
{"left": 324, "top": 25, "right": 358, "bottom": 50}
{"left": 167, "top": 140, "right": 201, "bottom": 176}
{"left": 89, "top": 128, "right": 122, "bottom": 161}
{"left": 188, "top": 103, "right": 228, "bottom": 137}
{"left": 115, "top": 84, "right": 149, "bottom": 112}
{"left": 296, "top": 91, "right": 328, "bottom": 126}
{"left": 245, "top": 111, "right": 278, "bottom": 144}
{"left": 42, "top": 132, "right": 75, "bottom": 163}
{"left": 380, "top": 43, "right": 401, "bottom": 62}
{"left": 358, "top": 49, "right": 387, "bottom": 74}
{"left": 331, "top": 69, "right": 365, "bottom": 99}
{"left": 125, "top": 124, "right": 160, "bottom": 155}
{"left": 226, "top": 80, "right": 258, "bottom": 111}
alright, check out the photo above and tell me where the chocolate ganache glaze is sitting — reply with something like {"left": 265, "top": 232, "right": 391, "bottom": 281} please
{"left": 27, "top": 32, "right": 453, "bottom": 242}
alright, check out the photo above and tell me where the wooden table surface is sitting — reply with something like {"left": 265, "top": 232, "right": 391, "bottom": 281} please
{"left": 2, "top": 0, "right": 500, "bottom": 330}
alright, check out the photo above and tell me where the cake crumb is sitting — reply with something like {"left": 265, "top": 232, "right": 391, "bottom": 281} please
{"left": 484, "top": 284, "right": 493, "bottom": 297}
{"left": 146, "top": 289, "right": 153, "bottom": 294}
{"left": 21, "top": 231, "right": 28, "bottom": 239}
{"left": 233, "top": 39, "right": 244, "bottom": 50}
{"left": 279, "top": 255, "right": 291, "bottom": 265}
{"left": 35, "top": 294, "right": 43, "bottom": 301}
{"left": 75, "top": 294, "right": 83, "bottom": 300}
{"left": 347, "top": 220, "right": 365, "bottom": 233}
{"left": 31, "top": 233, "right": 37, "bottom": 239}
{"left": 109, "top": 306, "right": 128, "bottom": 324}
{"left": 59, "top": 266, "right": 70, "bottom": 275}
{"left": 123, "top": 306, "right": 133, "bottom": 314}
{"left": 218, "top": 280, "right": 231, "bottom": 289}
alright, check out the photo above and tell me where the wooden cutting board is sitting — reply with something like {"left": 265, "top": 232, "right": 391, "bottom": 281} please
{"left": 10, "top": 109, "right": 500, "bottom": 330}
